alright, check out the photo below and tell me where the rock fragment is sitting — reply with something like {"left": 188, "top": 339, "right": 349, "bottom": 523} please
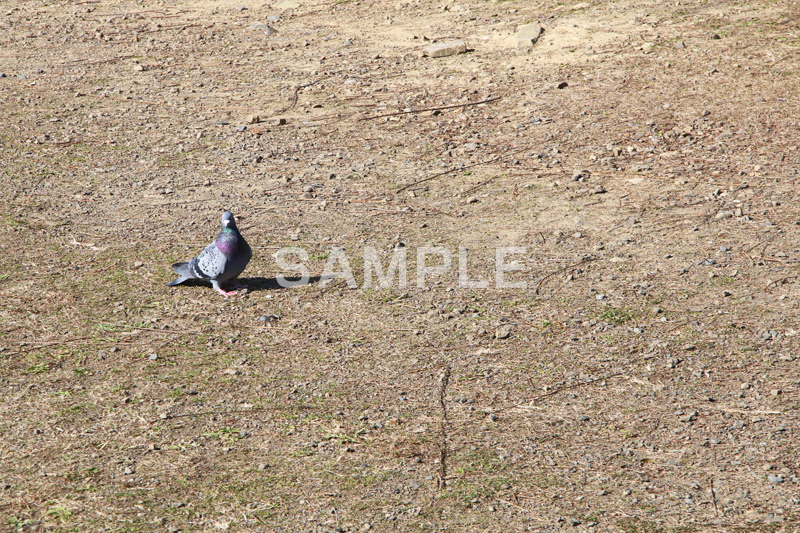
{"left": 515, "top": 23, "right": 543, "bottom": 48}
{"left": 423, "top": 40, "right": 467, "bottom": 58}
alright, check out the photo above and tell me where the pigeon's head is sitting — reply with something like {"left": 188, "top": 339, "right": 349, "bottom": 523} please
{"left": 221, "top": 211, "right": 238, "bottom": 232}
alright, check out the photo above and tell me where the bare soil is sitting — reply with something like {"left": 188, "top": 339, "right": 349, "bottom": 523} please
{"left": 1, "top": 0, "right": 799, "bottom": 531}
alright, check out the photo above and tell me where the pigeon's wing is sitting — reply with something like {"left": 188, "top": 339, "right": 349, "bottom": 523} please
{"left": 188, "top": 242, "right": 229, "bottom": 280}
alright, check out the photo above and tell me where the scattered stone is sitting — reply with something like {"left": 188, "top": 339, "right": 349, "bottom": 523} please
{"left": 595, "top": 294, "right": 606, "bottom": 300}
{"left": 422, "top": 40, "right": 467, "bottom": 58}
{"left": 768, "top": 474, "right": 784, "bottom": 484}
{"left": 274, "top": 0, "right": 300, "bottom": 8}
{"left": 557, "top": 81, "right": 569, "bottom": 89}
{"left": 679, "top": 409, "right": 699, "bottom": 422}
{"left": 682, "top": 344, "right": 696, "bottom": 351}
{"left": 148, "top": 354, "right": 158, "bottom": 360}
{"left": 675, "top": 41, "right": 686, "bottom": 49}
{"left": 258, "top": 463, "right": 270, "bottom": 470}
{"left": 770, "top": 389, "right": 782, "bottom": 397}
{"left": 495, "top": 326, "right": 511, "bottom": 339}
{"left": 572, "top": 169, "right": 590, "bottom": 181}
{"left": 245, "top": 114, "right": 261, "bottom": 124}
{"left": 723, "top": 290, "right": 732, "bottom": 297}
{"left": 715, "top": 210, "right": 734, "bottom": 219}
{"left": 466, "top": 196, "right": 479, "bottom": 204}
{"left": 248, "top": 22, "right": 271, "bottom": 30}
{"left": 515, "top": 23, "right": 543, "bottom": 48}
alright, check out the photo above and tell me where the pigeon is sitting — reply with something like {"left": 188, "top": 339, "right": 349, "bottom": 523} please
{"left": 167, "top": 211, "right": 252, "bottom": 297}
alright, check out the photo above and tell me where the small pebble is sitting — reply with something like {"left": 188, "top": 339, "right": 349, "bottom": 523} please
{"left": 148, "top": 354, "right": 158, "bottom": 360}
{"left": 495, "top": 326, "right": 511, "bottom": 339}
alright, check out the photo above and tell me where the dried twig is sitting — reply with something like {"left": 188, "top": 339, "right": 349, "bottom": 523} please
{"left": 359, "top": 96, "right": 501, "bottom": 121}
{"left": 710, "top": 478, "right": 720, "bottom": 517}
{"left": 59, "top": 54, "right": 136, "bottom": 67}
{"left": 97, "top": 323, "right": 197, "bottom": 335}
{"left": 461, "top": 175, "right": 502, "bottom": 196}
{"left": 534, "top": 256, "right": 597, "bottom": 295}
{"left": 507, "top": 372, "right": 628, "bottom": 411}
{"left": 396, "top": 151, "right": 519, "bottom": 193}
{"left": 436, "top": 366, "right": 451, "bottom": 489}
{"left": 155, "top": 406, "right": 291, "bottom": 423}
{"left": 765, "top": 275, "right": 799, "bottom": 291}
{"left": 273, "top": 79, "right": 321, "bottom": 115}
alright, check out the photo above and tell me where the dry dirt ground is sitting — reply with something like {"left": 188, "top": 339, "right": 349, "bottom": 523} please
{"left": 2, "top": 0, "right": 800, "bottom": 531}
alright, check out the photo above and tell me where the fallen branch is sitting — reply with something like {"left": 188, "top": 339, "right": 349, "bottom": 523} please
{"left": 59, "top": 54, "right": 136, "bottom": 67}
{"left": 396, "top": 151, "right": 519, "bottom": 193}
{"left": 461, "top": 174, "right": 502, "bottom": 196}
{"left": 436, "top": 366, "right": 451, "bottom": 489}
{"left": 273, "top": 79, "right": 322, "bottom": 115}
{"left": 359, "top": 96, "right": 501, "bottom": 121}
{"left": 97, "top": 322, "right": 196, "bottom": 335}
{"left": 534, "top": 256, "right": 597, "bottom": 295}
{"left": 765, "top": 275, "right": 799, "bottom": 291}
{"left": 506, "top": 372, "right": 628, "bottom": 411}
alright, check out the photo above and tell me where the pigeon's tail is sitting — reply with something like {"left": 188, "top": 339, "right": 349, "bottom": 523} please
{"left": 167, "top": 262, "right": 191, "bottom": 286}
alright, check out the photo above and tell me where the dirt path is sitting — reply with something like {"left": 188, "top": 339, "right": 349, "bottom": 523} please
{"left": 1, "top": 0, "right": 799, "bottom": 531}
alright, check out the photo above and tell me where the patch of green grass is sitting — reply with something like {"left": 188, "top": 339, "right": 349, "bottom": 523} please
{"left": 45, "top": 504, "right": 72, "bottom": 522}
{"left": 711, "top": 275, "right": 736, "bottom": 286}
{"left": 204, "top": 427, "right": 245, "bottom": 443}
{"left": 597, "top": 306, "right": 637, "bottom": 325}
{"left": 25, "top": 362, "right": 50, "bottom": 375}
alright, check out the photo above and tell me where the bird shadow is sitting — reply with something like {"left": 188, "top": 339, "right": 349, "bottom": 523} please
{"left": 169, "top": 276, "right": 323, "bottom": 293}
{"left": 237, "top": 275, "right": 323, "bottom": 293}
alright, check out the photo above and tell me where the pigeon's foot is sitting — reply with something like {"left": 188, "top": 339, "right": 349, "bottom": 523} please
{"left": 217, "top": 288, "right": 239, "bottom": 297}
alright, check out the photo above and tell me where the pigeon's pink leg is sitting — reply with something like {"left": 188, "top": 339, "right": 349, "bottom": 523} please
{"left": 217, "top": 288, "right": 239, "bottom": 297}
{"left": 211, "top": 280, "right": 238, "bottom": 297}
